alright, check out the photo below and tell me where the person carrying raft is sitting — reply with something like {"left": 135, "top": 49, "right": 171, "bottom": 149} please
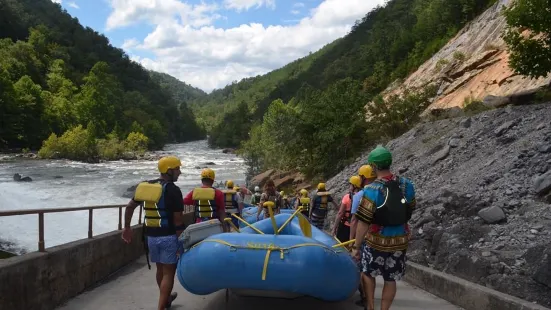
{"left": 351, "top": 146, "right": 416, "bottom": 310}
{"left": 332, "top": 175, "right": 362, "bottom": 242}
{"left": 183, "top": 168, "right": 227, "bottom": 231}
{"left": 309, "top": 183, "right": 339, "bottom": 230}
{"left": 121, "top": 156, "right": 185, "bottom": 310}
{"left": 220, "top": 180, "right": 240, "bottom": 230}
{"left": 256, "top": 179, "right": 283, "bottom": 220}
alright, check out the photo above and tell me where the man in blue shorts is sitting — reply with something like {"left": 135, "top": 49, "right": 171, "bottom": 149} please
{"left": 351, "top": 146, "right": 416, "bottom": 310}
{"left": 122, "top": 156, "right": 186, "bottom": 310}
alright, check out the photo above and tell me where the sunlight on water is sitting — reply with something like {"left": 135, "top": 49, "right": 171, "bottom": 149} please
{"left": 0, "top": 140, "right": 246, "bottom": 253}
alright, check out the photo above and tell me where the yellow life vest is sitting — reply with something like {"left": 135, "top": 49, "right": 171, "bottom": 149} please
{"left": 134, "top": 180, "right": 170, "bottom": 234}
{"left": 192, "top": 187, "right": 217, "bottom": 220}
{"left": 299, "top": 197, "right": 310, "bottom": 212}
{"left": 221, "top": 189, "right": 239, "bottom": 213}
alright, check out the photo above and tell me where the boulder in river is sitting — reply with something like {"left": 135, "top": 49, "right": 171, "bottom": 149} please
{"left": 13, "top": 173, "right": 32, "bottom": 182}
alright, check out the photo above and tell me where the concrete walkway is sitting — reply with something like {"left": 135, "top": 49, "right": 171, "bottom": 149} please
{"left": 58, "top": 258, "right": 462, "bottom": 310}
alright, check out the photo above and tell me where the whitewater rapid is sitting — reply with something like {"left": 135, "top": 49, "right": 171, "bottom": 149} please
{"left": 0, "top": 140, "right": 246, "bottom": 253}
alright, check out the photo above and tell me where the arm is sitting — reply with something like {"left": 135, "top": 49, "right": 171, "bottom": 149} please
{"left": 349, "top": 191, "right": 362, "bottom": 240}
{"left": 237, "top": 193, "right": 244, "bottom": 214}
{"left": 215, "top": 190, "right": 227, "bottom": 231}
{"left": 122, "top": 198, "right": 139, "bottom": 243}
{"left": 350, "top": 216, "right": 358, "bottom": 240}
{"left": 124, "top": 199, "right": 139, "bottom": 229}
{"left": 170, "top": 185, "right": 185, "bottom": 238}
{"left": 352, "top": 194, "right": 375, "bottom": 260}
{"left": 257, "top": 194, "right": 266, "bottom": 218}
{"left": 183, "top": 190, "right": 194, "bottom": 205}
{"left": 332, "top": 198, "right": 346, "bottom": 235}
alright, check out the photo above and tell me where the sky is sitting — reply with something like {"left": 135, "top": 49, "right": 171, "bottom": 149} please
{"left": 51, "top": 0, "right": 386, "bottom": 92}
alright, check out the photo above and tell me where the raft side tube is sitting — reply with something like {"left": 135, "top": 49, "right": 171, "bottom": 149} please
{"left": 177, "top": 220, "right": 359, "bottom": 301}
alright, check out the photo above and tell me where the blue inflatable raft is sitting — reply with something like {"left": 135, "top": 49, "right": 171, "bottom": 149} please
{"left": 177, "top": 212, "right": 359, "bottom": 301}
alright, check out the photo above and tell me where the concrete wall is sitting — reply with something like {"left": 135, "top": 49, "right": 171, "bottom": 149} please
{"left": 0, "top": 225, "right": 145, "bottom": 310}
{"left": 405, "top": 261, "right": 551, "bottom": 310}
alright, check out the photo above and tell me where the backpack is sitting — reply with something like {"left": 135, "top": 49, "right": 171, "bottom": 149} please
{"left": 372, "top": 177, "right": 410, "bottom": 226}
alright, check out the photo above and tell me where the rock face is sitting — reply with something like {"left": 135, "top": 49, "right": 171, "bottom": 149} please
{"left": 326, "top": 103, "right": 551, "bottom": 306}
{"left": 384, "top": 0, "right": 551, "bottom": 112}
{"left": 249, "top": 169, "right": 310, "bottom": 192}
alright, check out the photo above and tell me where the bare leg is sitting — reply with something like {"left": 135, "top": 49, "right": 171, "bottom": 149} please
{"left": 155, "top": 263, "right": 163, "bottom": 288}
{"left": 380, "top": 281, "right": 397, "bottom": 310}
{"left": 157, "top": 264, "right": 177, "bottom": 310}
{"left": 362, "top": 273, "right": 376, "bottom": 310}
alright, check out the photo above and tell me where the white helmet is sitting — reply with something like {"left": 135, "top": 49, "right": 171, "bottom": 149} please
{"left": 254, "top": 186, "right": 261, "bottom": 192}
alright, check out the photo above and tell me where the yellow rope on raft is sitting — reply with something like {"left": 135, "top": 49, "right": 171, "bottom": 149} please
{"left": 191, "top": 239, "right": 346, "bottom": 281}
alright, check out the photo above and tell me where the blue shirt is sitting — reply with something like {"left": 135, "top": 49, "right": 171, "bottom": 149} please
{"left": 351, "top": 190, "right": 364, "bottom": 215}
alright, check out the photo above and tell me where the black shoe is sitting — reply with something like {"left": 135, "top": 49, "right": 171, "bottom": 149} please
{"left": 355, "top": 298, "right": 365, "bottom": 307}
{"left": 166, "top": 292, "right": 178, "bottom": 309}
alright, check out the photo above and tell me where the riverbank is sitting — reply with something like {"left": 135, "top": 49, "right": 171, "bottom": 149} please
{"left": 0, "top": 140, "right": 246, "bottom": 253}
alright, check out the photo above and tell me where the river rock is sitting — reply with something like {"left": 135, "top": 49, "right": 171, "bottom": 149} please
{"left": 13, "top": 173, "right": 32, "bottom": 182}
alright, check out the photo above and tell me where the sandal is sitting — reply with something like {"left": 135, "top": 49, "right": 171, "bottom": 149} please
{"left": 165, "top": 292, "right": 178, "bottom": 309}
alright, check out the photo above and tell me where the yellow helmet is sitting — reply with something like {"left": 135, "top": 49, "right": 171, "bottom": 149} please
{"left": 200, "top": 168, "right": 215, "bottom": 180}
{"left": 158, "top": 156, "right": 181, "bottom": 174}
{"left": 226, "top": 180, "right": 234, "bottom": 188}
{"left": 317, "top": 183, "right": 326, "bottom": 191}
{"left": 234, "top": 186, "right": 240, "bottom": 191}
{"left": 358, "top": 165, "right": 376, "bottom": 179}
{"left": 280, "top": 191, "right": 284, "bottom": 196}
{"left": 349, "top": 175, "right": 362, "bottom": 188}
{"left": 300, "top": 189, "right": 308, "bottom": 196}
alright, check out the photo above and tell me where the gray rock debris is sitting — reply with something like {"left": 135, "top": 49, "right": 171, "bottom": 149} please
{"left": 325, "top": 102, "right": 551, "bottom": 307}
{"left": 478, "top": 206, "right": 507, "bottom": 224}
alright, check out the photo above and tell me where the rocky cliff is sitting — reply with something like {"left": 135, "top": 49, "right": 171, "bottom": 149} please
{"left": 325, "top": 102, "right": 551, "bottom": 307}
{"left": 384, "top": 0, "right": 551, "bottom": 111}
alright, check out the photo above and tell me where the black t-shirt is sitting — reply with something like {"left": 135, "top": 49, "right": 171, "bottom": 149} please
{"left": 135, "top": 180, "right": 184, "bottom": 236}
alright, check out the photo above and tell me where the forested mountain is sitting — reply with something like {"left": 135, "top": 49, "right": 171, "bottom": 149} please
{"left": 190, "top": 39, "right": 340, "bottom": 135}
{"left": 0, "top": 0, "right": 205, "bottom": 160}
{"left": 148, "top": 71, "right": 207, "bottom": 103}
{"left": 193, "top": 0, "right": 498, "bottom": 178}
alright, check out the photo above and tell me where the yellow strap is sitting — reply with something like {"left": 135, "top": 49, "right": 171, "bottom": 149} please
{"left": 262, "top": 249, "right": 272, "bottom": 280}
{"left": 191, "top": 239, "right": 342, "bottom": 281}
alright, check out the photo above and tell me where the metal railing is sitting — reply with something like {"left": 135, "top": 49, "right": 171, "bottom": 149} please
{"left": 0, "top": 204, "right": 195, "bottom": 252}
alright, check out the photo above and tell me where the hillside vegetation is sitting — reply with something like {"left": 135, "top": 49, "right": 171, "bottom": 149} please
{"left": 193, "top": 0, "right": 497, "bottom": 179}
{"left": 0, "top": 0, "right": 205, "bottom": 161}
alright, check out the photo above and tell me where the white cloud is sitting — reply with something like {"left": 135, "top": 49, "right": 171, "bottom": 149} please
{"left": 105, "top": 0, "right": 220, "bottom": 30}
{"left": 293, "top": 2, "right": 305, "bottom": 8}
{"left": 223, "top": 0, "right": 276, "bottom": 11}
{"left": 290, "top": 9, "right": 300, "bottom": 15}
{"left": 51, "top": 0, "right": 62, "bottom": 3}
{"left": 108, "top": 0, "right": 386, "bottom": 92}
{"left": 68, "top": 1, "right": 79, "bottom": 8}
{"left": 122, "top": 38, "right": 140, "bottom": 50}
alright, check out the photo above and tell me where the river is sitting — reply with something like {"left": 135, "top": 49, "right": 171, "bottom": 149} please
{"left": 0, "top": 140, "right": 246, "bottom": 254}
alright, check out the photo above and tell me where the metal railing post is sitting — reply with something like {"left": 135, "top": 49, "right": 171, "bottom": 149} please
{"left": 118, "top": 206, "right": 122, "bottom": 230}
{"left": 88, "top": 209, "right": 93, "bottom": 238}
{"left": 38, "top": 212, "right": 45, "bottom": 252}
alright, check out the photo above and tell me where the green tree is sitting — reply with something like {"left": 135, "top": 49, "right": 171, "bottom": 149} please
{"left": 13, "top": 75, "right": 45, "bottom": 147}
{"left": 75, "top": 61, "right": 122, "bottom": 137}
{"left": 503, "top": 0, "right": 551, "bottom": 79}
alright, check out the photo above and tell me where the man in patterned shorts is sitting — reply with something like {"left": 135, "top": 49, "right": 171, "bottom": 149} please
{"left": 351, "top": 146, "right": 416, "bottom": 310}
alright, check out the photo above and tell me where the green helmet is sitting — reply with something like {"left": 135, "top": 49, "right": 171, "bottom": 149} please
{"left": 367, "top": 145, "right": 392, "bottom": 168}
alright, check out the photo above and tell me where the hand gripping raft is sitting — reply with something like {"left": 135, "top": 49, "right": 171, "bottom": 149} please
{"left": 176, "top": 207, "right": 360, "bottom": 302}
